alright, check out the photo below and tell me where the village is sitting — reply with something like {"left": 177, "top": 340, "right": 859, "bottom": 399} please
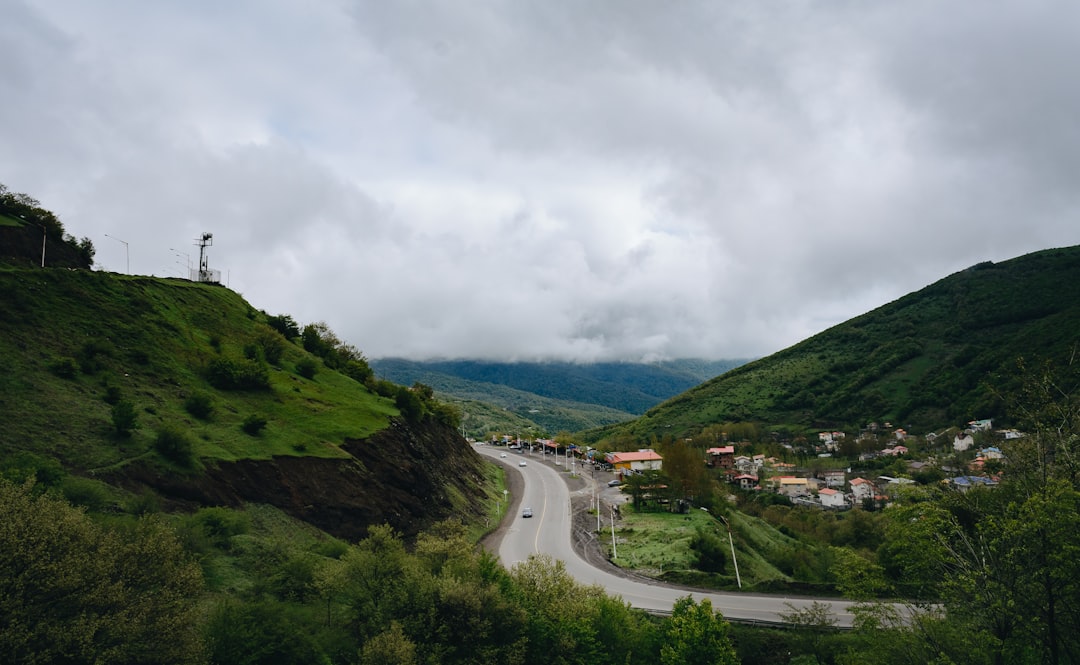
{"left": 490, "top": 417, "right": 1016, "bottom": 511}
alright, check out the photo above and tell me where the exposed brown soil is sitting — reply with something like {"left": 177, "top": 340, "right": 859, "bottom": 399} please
{"left": 111, "top": 418, "right": 489, "bottom": 542}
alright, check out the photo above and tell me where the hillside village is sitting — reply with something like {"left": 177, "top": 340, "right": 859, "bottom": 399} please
{"left": 489, "top": 416, "right": 1014, "bottom": 512}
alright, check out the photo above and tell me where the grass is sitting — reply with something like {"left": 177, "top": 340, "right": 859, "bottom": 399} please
{"left": 611, "top": 503, "right": 798, "bottom": 591}
{"left": 0, "top": 269, "right": 397, "bottom": 470}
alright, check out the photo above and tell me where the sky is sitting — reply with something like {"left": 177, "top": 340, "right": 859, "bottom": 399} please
{"left": 3, "top": 1, "right": 1079, "bottom": 363}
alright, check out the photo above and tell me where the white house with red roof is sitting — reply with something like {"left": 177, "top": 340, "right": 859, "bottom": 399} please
{"left": 849, "top": 477, "right": 874, "bottom": 502}
{"left": 818, "top": 488, "right": 846, "bottom": 508}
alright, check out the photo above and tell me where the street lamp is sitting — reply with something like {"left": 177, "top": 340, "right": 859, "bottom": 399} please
{"left": 105, "top": 234, "right": 129, "bottom": 274}
{"left": 702, "top": 507, "right": 741, "bottom": 589}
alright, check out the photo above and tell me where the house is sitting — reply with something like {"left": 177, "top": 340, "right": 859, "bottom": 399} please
{"left": 980, "top": 447, "right": 1004, "bottom": 460}
{"left": 774, "top": 476, "right": 810, "bottom": 497}
{"left": 818, "top": 488, "right": 846, "bottom": 509}
{"left": 953, "top": 431, "right": 975, "bottom": 452}
{"left": 605, "top": 450, "right": 663, "bottom": 474}
{"left": 882, "top": 445, "right": 908, "bottom": 456}
{"left": 968, "top": 419, "right": 993, "bottom": 432}
{"left": 849, "top": 477, "right": 874, "bottom": 502}
{"left": 949, "top": 475, "right": 998, "bottom": 492}
{"left": 733, "top": 455, "right": 755, "bottom": 473}
{"left": 821, "top": 469, "right": 846, "bottom": 488}
{"left": 706, "top": 446, "right": 735, "bottom": 470}
{"left": 733, "top": 474, "right": 758, "bottom": 490}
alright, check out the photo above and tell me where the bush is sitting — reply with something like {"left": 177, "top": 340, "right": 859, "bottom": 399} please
{"left": 51, "top": 357, "right": 79, "bottom": 379}
{"left": 184, "top": 392, "right": 214, "bottom": 420}
{"left": 154, "top": 425, "right": 196, "bottom": 467}
{"left": 241, "top": 414, "right": 267, "bottom": 436}
{"left": 689, "top": 526, "right": 727, "bottom": 573}
{"left": 59, "top": 476, "right": 112, "bottom": 511}
{"left": 206, "top": 357, "right": 271, "bottom": 390}
{"left": 103, "top": 385, "right": 122, "bottom": 405}
{"left": 295, "top": 358, "right": 317, "bottom": 380}
{"left": 111, "top": 400, "right": 138, "bottom": 436}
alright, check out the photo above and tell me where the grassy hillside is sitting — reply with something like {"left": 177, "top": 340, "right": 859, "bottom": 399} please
{"left": 586, "top": 246, "right": 1080, "bottom": 442}
{"left": 1, "top": 270, "right": 392, "bottom": 468}
{"left": 371, "top": 357, "right": 749, "bottom": 435}
{"left": 0, "top": 267, "right": 493, "bottom": 541}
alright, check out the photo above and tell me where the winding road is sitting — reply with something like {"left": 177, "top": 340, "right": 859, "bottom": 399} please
{"left": 478, "top": 445, "right": 859, "bottom": 627}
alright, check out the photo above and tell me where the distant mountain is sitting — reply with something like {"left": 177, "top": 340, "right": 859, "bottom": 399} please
{"left": 584, "top": 246, "right": 1080, "bottom": 443}
{"left": 369, "top": 358, "right": 750, "bottom": 436}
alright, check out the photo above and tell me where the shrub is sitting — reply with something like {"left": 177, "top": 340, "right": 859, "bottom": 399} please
{"left": 184, "top": 391, "right": 214, "bottom": 420}
{"left": 206, "top": 357, "right": 270, "bottom": 390}
{"left": 689, "top": 526, "right": 727, "bottom": 573}
{"left": 103, "top": 385, "right": 122, "bottom": 405}
{"left": 154, "top": 425, "right": 196, "bottom": 467}
{"left": 295, "top": 358, "right": 317, "bottom": 380}
{"left": 255, "top": 326, "right": 287, "bottom": 365}
{"left": 51, "top": 357, "right": 79, "bottom": 379}
{"left": 242, "top": 414, "right": 267, "bottom": 436}
{"left": 59, "top": 476, "right": 112, "bottom": 511}
{"left": 111, "top": 400, "right": 138, "bottom": 436}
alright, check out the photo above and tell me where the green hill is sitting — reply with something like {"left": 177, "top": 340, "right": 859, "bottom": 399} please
{"left": 586, "top": 245, "right": 1080, "bottom": 442}
{"left": 371, "top": 357, "right": 749, "bottom": 435}
{"left": 0, "top": 267, "right": 491, "bottom": 541}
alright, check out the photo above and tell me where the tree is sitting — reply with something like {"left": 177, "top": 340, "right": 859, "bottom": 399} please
{"left": 0, "top": 480, "right": 204, "bottom": 664}
{"left": 660, "top": 596, "right": 738, "bottom": 665}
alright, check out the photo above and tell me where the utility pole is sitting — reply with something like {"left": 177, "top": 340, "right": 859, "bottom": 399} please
{"left": 610, "top": 506, "right": 617, "bottom": 559}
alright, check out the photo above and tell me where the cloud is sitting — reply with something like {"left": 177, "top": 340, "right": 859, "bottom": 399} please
{"left": 2, "top": 0, "right": 1078, "bottom": 362}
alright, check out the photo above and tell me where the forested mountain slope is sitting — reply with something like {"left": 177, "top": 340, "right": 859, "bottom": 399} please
{"left": 586, "top": 245, "right": 1080, "bottom": 442}
{"left": 371, "top": 357, "right": 748, "bottom": 435}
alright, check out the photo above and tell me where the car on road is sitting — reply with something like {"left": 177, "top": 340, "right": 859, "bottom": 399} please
{"left": 608, "top": 478, "right": 622, "bottom": 487}
{"left": 522, "top": 507, "right": 533, "bottom": 518}
{"left": 500, "top": 453, "right": 507, "bottom": 458}
{"left": 519, "top": 460, "right": 527, "bottom": 467}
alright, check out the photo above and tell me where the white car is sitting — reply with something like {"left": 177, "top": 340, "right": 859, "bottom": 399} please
{"left": 500, "top": 453, "right": 507, "bottom": 458}
{"left": 519, "top": 460, "right": 527, "bottom": 467}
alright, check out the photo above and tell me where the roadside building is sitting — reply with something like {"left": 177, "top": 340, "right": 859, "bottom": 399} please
{"left": 605, "top": 450, "right": 663, "bottom": 475}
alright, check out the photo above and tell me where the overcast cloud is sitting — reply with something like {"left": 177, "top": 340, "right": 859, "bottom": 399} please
{"left": 3, "top": 1, "right": 1079, "bottom": 362}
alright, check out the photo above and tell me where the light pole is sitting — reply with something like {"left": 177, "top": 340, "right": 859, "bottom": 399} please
{"left": 105, "top": 234, "right": 129, "bottom": 274}
{"left": 170, "top": 247, "right": 191, "bottom": 277}
{"left": 610, "top": 506, "right": 617, "bottom": 560}
{"left": 702, "top": 507, "right": 741, "bottom": 588}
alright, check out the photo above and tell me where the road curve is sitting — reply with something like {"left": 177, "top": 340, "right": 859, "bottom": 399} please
{"left": 478, "top": 445, "right": 859, "bottom": 627}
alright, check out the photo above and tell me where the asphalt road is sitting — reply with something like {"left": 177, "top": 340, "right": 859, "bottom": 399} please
{"left": 477, "top": 445, "right": 859, "bottom": 627}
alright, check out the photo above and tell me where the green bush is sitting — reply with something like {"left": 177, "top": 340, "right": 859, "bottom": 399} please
{"left": 206, "top": 357, "right": 271, "bottom": 390}
{"left": 154, "top": 425, "right": 196, "bottom": 467}
{"left": 111, "top": 400, "right": 138, "bottom": 436}
{"left": 103, "top": 384, "right": 122, "bottom": 405}
{"left": 241, "top": 414, "right": 267, "bottom": 436}
{"left": 295, "top": 358, "right": 317, "bottom": 380}
{"left": 50, "top": 357, "right": 79, "bottom": 379}
{"left": 184, "top": 391, "right": 214, "bottom": 420}
{"left": 59, "top": 476, "right": 112, "bottom": 511}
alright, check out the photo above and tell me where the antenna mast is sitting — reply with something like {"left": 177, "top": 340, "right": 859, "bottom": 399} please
{"left": 196, "top": 232, "right": 213, "bottom": 282}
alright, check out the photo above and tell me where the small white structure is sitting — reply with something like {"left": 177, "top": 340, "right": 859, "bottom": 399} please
{"left": 849, "top": 477, "right": 874, "bottom": 502}
{"left": 819, "top": 488, "right": 846, "bottom": 508}
{"left": 953, "top": 431, "right": 975, "bottom": 452}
